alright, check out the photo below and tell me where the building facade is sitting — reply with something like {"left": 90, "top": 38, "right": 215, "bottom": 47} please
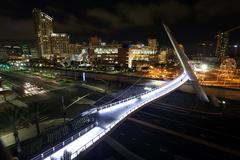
{"left": 90, "top": 44, "right": 121, "bottom": 70}
{"left": 69, "top": 43, "right": 129, "bottom": 70}
{"left": 33, "top": 8, "right": 53, "bottom": 58}
{"left": 128, "top": 44, "right": 158, "bottom": 70}
{"left": 215, "top": 32, "right": 229, "bottom": 62}
{"left": 33, "top": 9, "right": 69, "bottom": 59}
{"left": 50, "top": 33, "right": 69, "bottom": 59}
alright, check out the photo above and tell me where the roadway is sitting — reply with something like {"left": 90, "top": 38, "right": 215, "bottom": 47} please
{"left": 0, "top": 71, "right": 150, "bottom": 117}
{"left": 0, "top": 71, "right": 107, "bottom": 147}
{"left": 2, "top": 71, "right": 240, "bottom": 160}
{"left": 0, "top": 71, "right": 101, "bottom": 116}
{"left": 0, "top": 71, "right": 151, "bottom": 148}
{"left": 0, "top": 71, "right": 53, "bottom": 96}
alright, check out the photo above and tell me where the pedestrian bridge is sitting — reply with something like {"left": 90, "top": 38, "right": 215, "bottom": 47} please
{"left": 31, "top": 24, "right": 209, "bottom": 160}
{"left": 32, "top": 71, "right": 188, "bottom": 160}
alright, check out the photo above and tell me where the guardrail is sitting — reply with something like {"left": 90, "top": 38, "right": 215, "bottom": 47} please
{"left": 69, "top": 72, "right": 189, "bottom": 159}
{"left": 31, "top": 123, "right": 97, "bottom": 160}
{"left": 96, "top": 72, "right": 187, "bottom": 111}
{"left": 35, "top": 72, "right": 189, "bottom": 160}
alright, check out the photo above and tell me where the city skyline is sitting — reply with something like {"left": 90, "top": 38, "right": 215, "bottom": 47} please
{"left": 1, "top": 22, "right": 240, "bottom": 160}
{"left": 0, "top": 0, "right": 240, "bottom": 46}
{"left": 0, "top": 2, "right": 240, "bottom": 159}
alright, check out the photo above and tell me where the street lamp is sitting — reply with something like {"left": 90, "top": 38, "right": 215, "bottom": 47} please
{"left": 200, "top": 64, "right": 208, "bottom": 82}
{"left": 200, "top": 64, "right": 208, "bottom": 72}
{"left": 222, "top": 100, "right": 226, "bottom": 110}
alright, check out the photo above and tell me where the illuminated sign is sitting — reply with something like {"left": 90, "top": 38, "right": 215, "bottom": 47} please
{"left": 83, "top": 72, "right": 86, "bottom": 81}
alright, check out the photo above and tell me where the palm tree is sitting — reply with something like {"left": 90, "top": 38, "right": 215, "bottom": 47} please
{"left": 0, "top": 90, "right": 12, "bottom": 102}
{"left": 0, "top": 106, "right": 26, "bottom": 157}
{"left": 26, "top": 102, "right": 47, "bottom": 136}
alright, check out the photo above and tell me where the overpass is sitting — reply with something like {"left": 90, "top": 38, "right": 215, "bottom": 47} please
{"left": 31, "top": 25, "right": 209, "bottom": 160}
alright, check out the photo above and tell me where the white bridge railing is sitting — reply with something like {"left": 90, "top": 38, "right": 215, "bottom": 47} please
{"left": 96, "top": 71, "right": 188, "bottom": 111}
{"left": 71, "top": 72, "right": 189, "bottom": 159}
{"left": 34, "top": 72, "right": 189, "bottom": 160}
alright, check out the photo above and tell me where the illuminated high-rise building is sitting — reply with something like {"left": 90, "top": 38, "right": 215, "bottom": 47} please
{"left": 215, "top": 26, "right": 240, "bottom": 62}
{"left": 33, "top": 8, "right": 53, "bottom": 58}
{"left": 33, "top": 9, "right": 69, "bottom": 59}
{"left": 51, "top": 33, "right": 69, "bottom": 58}
{"left": 215, "top": 32, "right": 229, "bottom": 62}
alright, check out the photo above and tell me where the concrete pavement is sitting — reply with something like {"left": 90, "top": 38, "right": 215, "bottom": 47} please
{"left": 0, "top": 118, "right": 64, "bottom": 147}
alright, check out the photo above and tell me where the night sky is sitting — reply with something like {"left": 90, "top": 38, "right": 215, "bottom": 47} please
{"left": 0, "top": 0, "right": 240, "bottom": 47}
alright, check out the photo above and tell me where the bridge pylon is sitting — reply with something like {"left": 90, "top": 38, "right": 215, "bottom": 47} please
{"left": 163, "top": 24, "right": 209, "bottom": 102}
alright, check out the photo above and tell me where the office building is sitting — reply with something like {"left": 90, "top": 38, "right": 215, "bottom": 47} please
{"left": 50, "top": 33, "right": 69, "bottom": 59}
{"left": 33, "top": 8, "right": 53, "bottom": 58}
{"left": 215, "top": 32, "right": 229, "bottom": 62}
{"left": 33, "top": 9, "right": 69, "bottom": 59}
{"left": 90, "top": 44, "right": 120, "bottom": 70}
{"left": 128, "top": 43, "right": 158, "bottom": 70}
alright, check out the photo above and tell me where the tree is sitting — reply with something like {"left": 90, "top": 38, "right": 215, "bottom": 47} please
{"left": 0, "top": 106, "right": 27, "bottom": 157}
{"left": 0, "top": 52, "right": 8, "bottom": 63}
{"left": 0, "top": 90, "right": 12, "bottom": 102}
{"left": 25, "top": 102, "right": 47, "bottom": 136}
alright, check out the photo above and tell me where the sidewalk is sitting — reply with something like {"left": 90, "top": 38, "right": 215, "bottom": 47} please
{"left": 17, "top": 71, "right": 59, "bottom": 87}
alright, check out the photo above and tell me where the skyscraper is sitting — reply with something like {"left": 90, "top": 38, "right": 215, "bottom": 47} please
{"left": 215, "top": 32, "right": 229, "bottom": 62}
{"left": 33, "top": 8, "right": 53, "bottom": 58}
{"left": 33, "top": 9, "right": 69, "bottom": 59}
{"left": 215, "top": 26, "right": 240, "bottom": 62}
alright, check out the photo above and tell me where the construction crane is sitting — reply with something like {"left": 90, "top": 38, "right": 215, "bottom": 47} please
{"left": 215, "top": 25, "right": 240, "bottom": 62}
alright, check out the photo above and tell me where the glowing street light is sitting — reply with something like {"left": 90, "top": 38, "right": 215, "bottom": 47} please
{"left": 200, "top": 64, "right": 208, "bottom": 72}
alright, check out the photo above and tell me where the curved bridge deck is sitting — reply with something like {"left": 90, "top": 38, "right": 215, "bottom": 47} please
{"left": 32, "top": 72, "right": 189, "bottom": 160}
